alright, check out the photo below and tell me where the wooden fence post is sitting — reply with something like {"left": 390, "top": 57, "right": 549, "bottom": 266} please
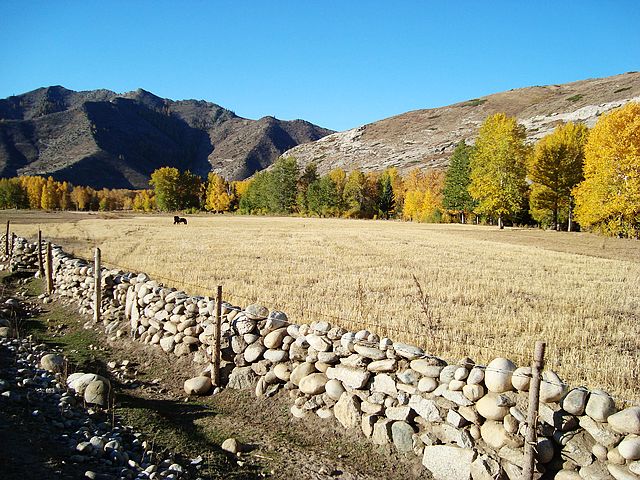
{"left": 37, "top": 230, "right": 44, "bottom": 276}
{"left": 45, "top": 242, "right": 54, "bottom": 295}
{"left": 10, "top": 233, "right": 15, "bottom": 256}
{"left": 94, "top": 248, "right": 101, "bottom": 323}
{"left": 4, "top": 220, "right": 9, "bottom": 256}
{"left": 523, "top": 341, "right": 546, "bottom": 480}
{"left": 212, "top": 285, "right": 223, "bottom": 386}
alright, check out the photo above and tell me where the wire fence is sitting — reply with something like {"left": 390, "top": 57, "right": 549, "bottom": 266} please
{"left": 92, "top": 255, "right": 640, "bottom": 407}
{"left": 9, "top": 231, "right": 636, "bottom": 408}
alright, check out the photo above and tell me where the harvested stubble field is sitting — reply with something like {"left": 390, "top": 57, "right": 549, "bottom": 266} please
{"left": 3, "top": 210, "right": 639, "bottom": 405}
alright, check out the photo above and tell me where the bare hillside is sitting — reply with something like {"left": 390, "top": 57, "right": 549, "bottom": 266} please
{"left": 283, "top": 72, "right": 640, "bottom": 174}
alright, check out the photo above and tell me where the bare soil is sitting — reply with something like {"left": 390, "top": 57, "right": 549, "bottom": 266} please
{"left": 0, "top": 269, "right": 429, "bottom": 480}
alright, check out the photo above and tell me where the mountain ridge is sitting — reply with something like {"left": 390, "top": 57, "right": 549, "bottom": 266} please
{"left": 0, "top": 86, "right": 333, "bottom": 188}
{"left": 282, "top": 71, "right": 640, "bottom": 175}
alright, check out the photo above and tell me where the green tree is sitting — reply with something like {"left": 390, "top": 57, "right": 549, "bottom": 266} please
{"left": 150, "top": 167, "right": 202, "bottom": 211}
{"left": 296, "top": 163, "right": 318, "bottom": 214}
{"left": 307, "top": 176, "right": 339, "bottom": 217}
{"left": 150, "top": 167, "right": 182, "bottom": 211}
{"left": 529, "top": 122, "right": 589, "bottom": 230}
{"left": 238, "top": 171, "right": 272, "bottom": 214}
{"left": 269, "top": 157, "right": 299, "bottom": 214}
{"left": 443, "top": 141, "right": 476, "bottom": 223}
{"left": 0, "top": 178, "right": 28, "bottom": 209}
{"left": 378, "top": 173, "right": 395, "bottom": 219}
{"left": 343, "top": 170, "right": 368, "bottom": 218}
{"left": 469, "top": 113, "right": 529, "bottom": 228}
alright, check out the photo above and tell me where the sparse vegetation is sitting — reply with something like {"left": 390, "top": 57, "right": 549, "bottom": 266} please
{"left": 614, "top": 86, "right": 632, "bottom": 93}
{"left": 464, "top": 98, "right": 487, "bottom": 107}
{"left": 567, "top": 94, "right": 584, "bottom": 102}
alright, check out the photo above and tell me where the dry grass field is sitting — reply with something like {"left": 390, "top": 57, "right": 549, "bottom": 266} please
{"left": 3, "top": 210, "right": 639, "bottom": 405}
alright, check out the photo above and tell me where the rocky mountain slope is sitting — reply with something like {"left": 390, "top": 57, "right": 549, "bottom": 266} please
{"left": 283, "top": 71, "right": 640, "bottom": 175}
{"left": 0, "top": 87, "right": 333, "bottom": 188}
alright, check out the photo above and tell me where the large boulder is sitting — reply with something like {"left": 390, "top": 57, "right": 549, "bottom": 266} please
{"left": 484, "top": 358, "right": 516, "bottom": 393}
{"left": 41, "top": 353, "right": 66, "bottom": 373}
{"left": 227, "top": 366, "right": 258, "bottom": 390}
{"left": 422, "top": 445, "right": 475, "bottom": 480}
{"left": 299, "top": 373, "right": 328, "bottom": 395}
{"left": 608, "top": 407, "right": 640, "bottom": 435}
{"left": 333, "top": 392, "right": 362, "bottom": 429}
{"left": 184, "top": 376, "right": 212, "bottom": 395}
{"left": 84, "top": 380, "right": 109, "bottom": 407}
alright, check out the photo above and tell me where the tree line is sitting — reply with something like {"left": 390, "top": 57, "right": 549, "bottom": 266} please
{"left": 0, "top": 102, "right": 638, "bottom": 237}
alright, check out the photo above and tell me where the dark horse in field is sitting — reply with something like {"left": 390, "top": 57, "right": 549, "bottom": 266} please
{"left": 173, "top": 216, "right": 188, "bottom": 225}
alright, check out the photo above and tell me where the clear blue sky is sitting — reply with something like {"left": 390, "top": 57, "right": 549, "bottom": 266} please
{"left": 1, "top": 1, "right": 639, "bottom": 131}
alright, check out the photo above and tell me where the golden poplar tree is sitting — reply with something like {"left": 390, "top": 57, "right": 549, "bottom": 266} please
{"left": 205, "top": 173, "right": 233, "bottom": 213}
{"left": 469, "top": 113, "right": 529, "bottom": 228}
{"left": 41, "top": 177, "right": 61, "bottom": 210}
{"left": 573, "top": 102, "right": 640, "bottom": 238}
{"left": 529, "top": 122, "right": 589, "bottom": 230}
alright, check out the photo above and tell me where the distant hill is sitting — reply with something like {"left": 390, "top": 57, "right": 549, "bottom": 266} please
{"left": 282, "top": 72, "right": 640, "bottom": 175}
{"left": 0, "top": 86, "right": 333, "bottom": 188}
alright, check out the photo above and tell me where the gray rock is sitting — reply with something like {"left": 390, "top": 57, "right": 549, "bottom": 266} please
{"left": 243, "top": 341, "right": 265, "bottom": 363}
{"left": 470, "top": 455, "right": 503, "bottom": 480}
{"left": 263, "top": 348, "right": 288, "bottom": 363}
{"left": 480, "top": 420, "right": 523, "bottom": 450}
{"left": 422, "top": 445, "right": 475, "bottom": 480}
{"left": 608, "top": 407, "right": 640, "bottom": 435}
{"left": 325, "top": 379, "right": 345, "bottom": 401}
{"left": 306, "top": 334, "right": 331, "bottom": 352}
{"left": 353, "top": 344, "right": 386, "bottom": 360}
{"left": 393, "top": 343, "right": 424, "bottom": 360}
{"left": 371, "top": 373, "right": 397, "bottom": 396}
{"left": 372, "top": 418, "right": 393, "bottom": 445}
{"left": 511, "top": 366, "right": 531, "bottom": 391}
{"left": 159, "top": 336, "right": 175, "bottom": 353}
{"left": 618, "top": 436, "right": 640, "bottom": 461}
{"left": 333, "top": 392, "right": 361, "bottom": 429}
{"left": 244, "top": 304, "right": 269, "bottom": 320}
{"left": 84, "top": 380, "right": 109, "bottom": 407}
{"left": 540, "top": 370, "right": 567, "bottom": 403}
{"left": 561, "top": 431, "right": 594, "bottom": 467}
{"left": 410, "top": 359, "right": 445, "bottom": 378}
{"left": 386, "top": 406, "right": 412, "bottom": 421}
{"left": 418, "top": 377, "right": 439, "bottom": 393}
{"left": 484, "top": 358, "right": 516, "bottom": 393}
{"left": 299, "top": 373, "right": 328, "bottom": 395}
{"left": 227, "top": 366, "right": 258, "bottom": 390}
{"left": 562, "top": 387, "right": 589, "bottom": 416}
{"left": 585, "top": 390, "right": 617, "bottom": 422}
{"left": 263, "top": 328, "right": 288, "bottom": 349}
{"left": 391, "top": 421, "right": 415, "bottom": 453}
{"left": 367, "top": 359, "right": 397, "bottom": 372}
{"left": 476, "top": 393, "right": 510, "bottom": 421}
{"left": 41, "top": 353, "right": 65, "bottom": 373}
{"left": 326, "top": 365, "right": 370, "bottom": 389}
{"left": 409, "top": 395, "right": 441, "bottom": 422}
{"left": 184, "top": 376, "right": 212, "bottom": 395}
{"left": 607, "top": 464, "right": 638, "bottom": 480}
{"left": 579, "top": 415, "right": 623, "bottom": 448}
{"left": 221, "top": 438, "right": 242, "bottom": 454}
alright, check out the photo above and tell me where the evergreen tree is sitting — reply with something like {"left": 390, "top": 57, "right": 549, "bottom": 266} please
{"left": 378, "top": 174, "right": 394, "bottom": 219}
{"left": 269, "top": 157, "right": 299, "bottom": 214}
{"left": 443, "top": 141, "right": 475, "bottom": 223}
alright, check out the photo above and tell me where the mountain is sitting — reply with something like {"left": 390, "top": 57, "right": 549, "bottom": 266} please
{"left": 282, "top": 72, "right": 640, "bottom": 175}
{"left": 0, "top": 86, "right": 333, "bottom": 188}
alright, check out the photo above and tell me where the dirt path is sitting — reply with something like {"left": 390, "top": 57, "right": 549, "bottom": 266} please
{"left": 1, "top": 270, "right": 428, "bottom": 480}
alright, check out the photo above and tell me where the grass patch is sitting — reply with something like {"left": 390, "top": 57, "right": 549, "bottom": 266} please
{"left": 567, "top": 94, "right": 584, "bottom": 102}
{"left": 463, "top": 98, "right": 487, "bottom": 107}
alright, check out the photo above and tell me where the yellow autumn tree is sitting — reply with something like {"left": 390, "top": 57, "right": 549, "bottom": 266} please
{"left": 41, "top": 177, "right": 61, "bottom": 210}
{"left": 529, "top": 122, "right": 589, "bottom": 230}
{"left": 19, "top": 176, "right": 46, "bottom": 209}
{"left": 573, "top": 102, "right": 640, "bottom": 238}
{"left": 205, "top": 173, "right": 233, "bottom": 213}
{"left": 402, "top": 169, "right": 445, "bottom": 222}
{"left": 132, "top": 190, "right": 156, "bottom": 212}
{"left": 469, "top": 113, "right": 529, "bottom": 228}
{"left": 328, "top": 168, "right": 347, "bottom": 214}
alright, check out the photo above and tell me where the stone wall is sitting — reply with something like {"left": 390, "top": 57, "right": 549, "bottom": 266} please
{"left": 5, "top": 236, "right": 640, "bottom": 480}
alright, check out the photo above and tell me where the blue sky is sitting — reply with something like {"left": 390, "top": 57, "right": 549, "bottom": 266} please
{"left": 1, "top": 1, "right": 639, "bottom": 131}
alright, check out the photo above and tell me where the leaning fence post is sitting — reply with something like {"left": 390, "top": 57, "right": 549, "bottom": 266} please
{"left": 45, "top": 242, "right": 54, "bottom": 295}
{"left": 212, "top": 285, "right": 223, "bottom": 386}
{"left": 94, "top": 247, "right": 101, "bottom": 323}
{"left": 4, "top": 220, "right": 9, "bottom": 256}
{"left": 10, "top": 232, "right": 15, "bottom": 257}
{"left": 37, "top": 229, "right": 44, "bottom": 277}
{"left": 523, "top": 341, "right": 546, "bottom": 480}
